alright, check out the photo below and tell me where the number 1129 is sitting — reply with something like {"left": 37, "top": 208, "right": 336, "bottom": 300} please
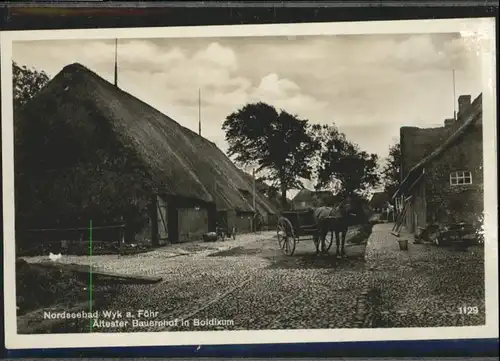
{"left": 458, "top": 306, "right": 479, "bottom": 315}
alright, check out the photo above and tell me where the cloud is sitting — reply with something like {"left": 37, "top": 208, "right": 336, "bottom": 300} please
{"left": 11, "top": 32, "right": 483, "bottom": 166}
{"left": 193, "top": 42, "right": 238, "bottom": 71}
{"left": 254, "top": 73, "right": 300, "bottom": 99}
{"left": 249, "top": 73, "right": 328, "bottom": 120}
{"left": 384, "top": 35, "right": 478, "bottom": 72}
{"left": 116, "top": 41, "right": 186, "bottom": 73}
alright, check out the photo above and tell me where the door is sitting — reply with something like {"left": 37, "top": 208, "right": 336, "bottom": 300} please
{"left": 157, "top": 196, "right": 169, "bottom": 243}
{"left": 178, "top": 207, "right": 209, "bottom": 242}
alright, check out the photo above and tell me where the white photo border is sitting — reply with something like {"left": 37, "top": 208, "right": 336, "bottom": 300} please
{"left": 2, "top": 18, "right": 498, "bottom": 350}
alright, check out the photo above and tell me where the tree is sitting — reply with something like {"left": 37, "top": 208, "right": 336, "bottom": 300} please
{"left": 13, "top": 62, "right": 50, "bottom": 173}
{"left": 314, "top": 124, "right": 380, "bottom": 196}
{"left": 254, "top": 178, "right": 288, "bottom": 211}
{"left": 381, "top": 142, "right": 401, "bottom": 201}
{"left": 309, "top": 124, "right": 344, "bottom": 193}
{"left": 13, "top": 61, "right": 50, "bottom": 109}
{"left": 223, "top": 102, "right": 318, "bottom": 208}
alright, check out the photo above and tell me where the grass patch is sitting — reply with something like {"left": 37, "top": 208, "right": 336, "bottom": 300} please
{"left": 15, "top": 258, "right": 122, "bottom": 316}
{"left": 16, "top": 258, "right": 89, "bottom": 315}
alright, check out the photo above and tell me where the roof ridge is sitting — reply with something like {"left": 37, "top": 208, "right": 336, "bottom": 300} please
{"left": 31, "top": 62, "right": 278, "bottom": 214}
{"left": 58, "top": 63, "right": 219, "bottom": 148}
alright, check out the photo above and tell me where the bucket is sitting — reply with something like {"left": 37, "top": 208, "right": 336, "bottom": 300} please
{"left": 398, "top": 239, "right": 409, "bottom": 251}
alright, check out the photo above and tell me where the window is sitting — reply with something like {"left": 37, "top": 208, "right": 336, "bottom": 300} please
{"left": 450, "top": 171, "right": 472, "bottom": 185}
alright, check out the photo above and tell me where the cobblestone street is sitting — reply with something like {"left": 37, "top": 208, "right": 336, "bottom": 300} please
{"left": 21, "top": 223, "right": 486, "bottom": 333}
{"left": 95, "top": 227, "right": 369, "bottom": 332}
{"left": 365, "top": 223, "right": 485, "bottom": 328}
{"left": 23, "top": 229, "right": 370, "bottom": 332}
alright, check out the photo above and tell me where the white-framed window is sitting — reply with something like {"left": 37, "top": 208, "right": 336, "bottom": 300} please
{"left": 450, "top": 171, "right": 472, "bottom": 185}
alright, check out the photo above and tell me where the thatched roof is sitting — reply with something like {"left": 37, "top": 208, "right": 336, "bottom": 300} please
{"left": 292, "top": 189, "right": 314, "bottom": 202}
{"left": 400, "top": 126, "right": 456, "bottom": 179}
{"left": 369, "top": 191, "right": 389, "bottom": 208}
{"left": 293, "top": 189, "right": 336, "bottom": 203}
{"left": 238, "top": 171, "right": 277, "bottom": 215}
{"left": 16, "top": 63, "right": 276, "bottom": 214}
{"left": 393, "top": 93, "right": 482, "bottom": 199}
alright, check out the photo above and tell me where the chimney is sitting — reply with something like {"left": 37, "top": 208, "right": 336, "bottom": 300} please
{"left": 444, "top": 118, "right": 455, "bottom": 127}
{"left": 400, "top": 126, "right": 419, "bottom": 179}
{"left": 457, "top": 95, "right": 471, "bottom": 118}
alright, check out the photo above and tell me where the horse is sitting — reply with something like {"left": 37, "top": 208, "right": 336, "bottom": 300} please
{"left": 312, "top": 196, "right": 368, "bottom": 257}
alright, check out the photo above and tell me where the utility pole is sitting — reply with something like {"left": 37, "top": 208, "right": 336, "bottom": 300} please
{"left": 114, "top": 39, "right": 118, "bottom": 87}
{"left": 252, "top": 168, "right": 256, "bottom": 233}
{"left": 198, "top": 88, "right": 201, "bottom": 136}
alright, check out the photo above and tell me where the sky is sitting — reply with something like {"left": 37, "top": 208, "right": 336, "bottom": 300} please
{"left": 12, "top": 32, "right": 483, "bottom": 196}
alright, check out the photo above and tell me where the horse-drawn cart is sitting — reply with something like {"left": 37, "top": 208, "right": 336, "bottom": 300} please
{"left": 276, "top": 209, "right": 333, "bottom": 256}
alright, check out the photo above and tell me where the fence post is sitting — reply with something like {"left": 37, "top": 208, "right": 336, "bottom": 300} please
{"left": 119, "top": 226, "right": 124, "bottom": 256}
{"left": 119, "top": 217, "right": 125, "bottom": 256}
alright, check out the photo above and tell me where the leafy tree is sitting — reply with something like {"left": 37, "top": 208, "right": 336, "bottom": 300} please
{"left": 309, "top": 124, "right": 344, "bottom": 193}
{"left": 223, "top": 102, "right": 318, "bottom": 208}
{"left": 381, "top": 142, "right": 402, "bottom": 201}
{"left": 254, "top": 177, "right": 276, "bottom": 196}
{"left": 314, "top": 124, "right": 380, "bottom": 196}
{"left": 13, "top": 61, "right": 50, "bottom": 109}
{"left": 254, "top": 178, "right": 288, "bottom": 211}
{"left": 13, "top": 62, "right": 51, "bottom": 180}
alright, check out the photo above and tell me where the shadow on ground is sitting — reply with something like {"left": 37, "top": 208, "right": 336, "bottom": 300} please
{"left": 207, "top": 241, "right": 367, "bottom": 270}
{"left": 180, "top": 244, "right": 220, "bottom": 253}
{"left": 265, "top": 244, "right": 367, "bottom": 270}
{"left": 207, "top": 247, "right": 261, "bottom": 257}
{"left": 208, "top": 225, "right": 373, "bottom": 271}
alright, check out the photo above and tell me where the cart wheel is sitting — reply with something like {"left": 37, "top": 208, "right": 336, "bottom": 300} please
{"left": 277, "top": 218, "right": 287, "bottom": 249}
{"left": 277, "top": 217, "right": 294, "bottom": 250}
{"left": 278, "top": 217, "right": 296, "bottom": 256}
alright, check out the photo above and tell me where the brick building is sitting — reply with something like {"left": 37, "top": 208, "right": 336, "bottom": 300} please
{"left": 393, "top": 93, "right": 483, "bottom": 233}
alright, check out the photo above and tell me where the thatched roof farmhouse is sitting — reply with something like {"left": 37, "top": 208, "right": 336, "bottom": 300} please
{"left": 15, "top": 63, "right": 276, "bottom": 245}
